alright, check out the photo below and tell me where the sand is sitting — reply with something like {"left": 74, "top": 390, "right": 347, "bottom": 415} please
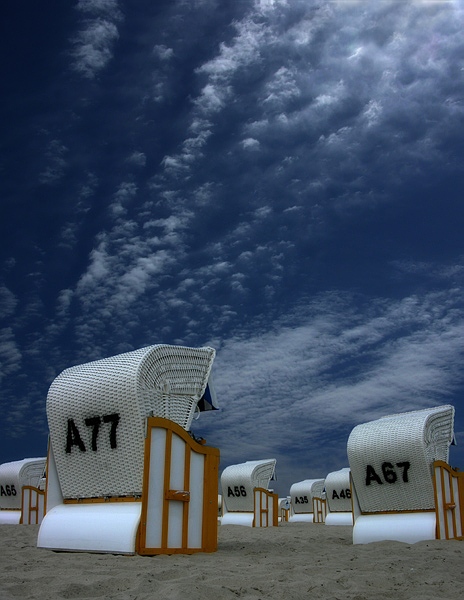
{"left": 1, "top": 523, "right": 463, "bottom": 600}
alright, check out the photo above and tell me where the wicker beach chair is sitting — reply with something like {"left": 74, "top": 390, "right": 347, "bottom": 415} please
{"left": 279, "top": 496, "right": 291, "bottom": 522}
{"left": 324, "top": 467, "right": 353, "bottom": 526}
{"left": 0, "top": 458, "right": 46, "bottom": 524}
{"left": 288, "top": 478, "right": 325, "bottom": 522}
{"left": 221, "top": 459, "right": 277, "bottom": 526}
{"left": 38, "top": 344, "right": 220, "bottom": 554}
{"left": 46, "top": 344, "right": 215, "bottom": 500}
{"left": 347, "top": 404, "right": 455, "bottom": 544}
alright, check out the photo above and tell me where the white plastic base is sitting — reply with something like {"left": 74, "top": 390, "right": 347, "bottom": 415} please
{"left": 288, "top": 514, "right": 314, "bottom": 523}
{"left": 221, "top": 512, "right": 254, "bottom": 526}
{"left": 0, "top": 510, "right": 21, "bottom": 525}
{"left": 325, "top": 512, "right": 353, "bottom": 526}
{"left": 353, "top": 512, "right": 436, "bottom": 545}
{"left": 37, "top": 502, "right": 142, "bottom": 554}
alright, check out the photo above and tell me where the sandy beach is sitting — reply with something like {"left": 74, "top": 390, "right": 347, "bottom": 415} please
{"left": 1, "top": 523, "right": 463, "bottom": 600}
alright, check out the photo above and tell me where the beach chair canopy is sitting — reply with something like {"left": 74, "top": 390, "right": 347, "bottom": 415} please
{"left": 279, "top": 497, "right": 291, "bottom": 511}
{"left": 289, "top": 478, "right": 325, "bottom": 515}
{"left": 325, "top": 468, "right": 352, "bottom": 513}
{"left": 221, "top": 459, "right": 277, "bottom": 513}
{"left": 0, "top": 458, "right": 46, "bottom": 510}
{"left": 47, "top": 344, "right": 215, "bottom": 500}
{"left": 347, "top": 404, "right": 455, "bottom": 513}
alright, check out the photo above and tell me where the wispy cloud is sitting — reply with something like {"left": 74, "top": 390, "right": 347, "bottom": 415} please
{"left": 0, "top": 327, "right": 22, "bottom": 385}
{"left": 71, "top": 0, "right": 123, "bottom": 78}
{"left": 150, "top": 0, "right": 464, "bottom": 226}
{"left": 38, "top": 140, "right": 69, "bottom": 185}
{"left": 196, "top": 287, "right": 464, "bottom": 493}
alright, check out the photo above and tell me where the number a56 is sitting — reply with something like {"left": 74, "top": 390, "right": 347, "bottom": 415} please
{"left": 228, "top": 485, "right": 247, "bottom": 497}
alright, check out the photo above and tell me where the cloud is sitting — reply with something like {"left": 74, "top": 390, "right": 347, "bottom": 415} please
{"left": 126, "top": 151, "right": 146, "bottom": 167}
{"left": 0, "top": 286, "right": 17, "bottom": 318}
{"left": 197, "top": 16, "right": 265, "bottom": 81}
{"left": 0, "top": 328, "right": 22, "bottom": 385}
{"left": 241, "top": 137, "right": 260, "bottom": 150}
{"left": 148, "top": 0, "right": 464, "bottom": 223}
{"left": 56, "top": 289, "right": 74, "bottom": 320}
{"left": 391, "top": 259, "right": 464, "bottom": 282}
{"left": 193, "top": 287, "right": 464, "bottom": 493}
{"left": 71, "top": 19, "right": 120, "bottom": 78}
{"left": 39, "top": 140, "right": 69, "bottom": 185}
{"left": 76, "top": 0, "right": 122, "bottom": 16}
{"left": 71, "top": 1, "right": 123, "bottom": 78}
{"left": 262, "top": 66, "right": 301, "bottom": 109}
{"left": 0, "top": 288, "right": 22, "bottom": 389}
{"left": 109, "top": 182, "right": 138, "bottom": 217}
{"left": 153, "top": 44, "right": 174, "bottom": 61}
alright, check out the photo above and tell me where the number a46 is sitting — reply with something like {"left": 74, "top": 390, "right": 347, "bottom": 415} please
{"left": 332, "top": 488, "right": 351, "bottom": 500}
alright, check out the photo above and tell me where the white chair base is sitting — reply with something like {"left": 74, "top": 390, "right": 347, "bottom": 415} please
{"left": 288, "top": 513, "right": 314, "bottom": 523}
{"left": 37, "top": 503, "right": 142, "bottom": 554}
{"left": 353, "top": 512, "right": 436, "bottom": 544}
{"left": 325, "top": 512, "right": 353, "bottom": 526}
{"left": 221, "top": 513, "right": 254, "bottom": 526}
{"left": 0, "top": 510, "right": 21, "bottom": 525}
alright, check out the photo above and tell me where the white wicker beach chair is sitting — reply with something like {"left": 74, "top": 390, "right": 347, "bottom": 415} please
{"left": 279, "top": 496, "right": 291, "bottom": 522}
{"left": 38, "top": 344, "right": 220, "bottom": 555}
{"left": 0, "top": 458, "right": 46, "bottom": 524}
{"left": 221, "top": 459, "right": 277, "bottom": 526}
{"left": 46, "top": 344, "right": 215, "bottom": 500}
{"left": 288, "top": 478, "right": 325, "bottom": 523}
{"left": 324, "top": 467, "right": 353, "bottom": 526}
{"left": 347, "top": 404, "right": 455, "bottom": 544}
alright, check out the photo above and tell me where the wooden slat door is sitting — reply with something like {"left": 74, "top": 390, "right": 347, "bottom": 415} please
{"left": 137, "top": 417, "right": 219, "bottom": 554}
{"left": 20, "top": 486, "right": 45, "bottom": 525}
{"left": 312, "top": 497, "right": 327, "bottom": 523}
{"left": 433, "top": 460, "right": 464, "bottom": 540}
{"left": 253, "top": 487, "right": 278, "bottom": 527}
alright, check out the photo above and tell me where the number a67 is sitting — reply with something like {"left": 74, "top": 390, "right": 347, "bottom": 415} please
{"left": 365, "top": 461, "right": 411, "bottom": 485}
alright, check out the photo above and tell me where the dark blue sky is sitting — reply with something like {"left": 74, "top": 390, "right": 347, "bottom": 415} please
{"left": 1, "top": 0, "right": 464, "bottom": 495}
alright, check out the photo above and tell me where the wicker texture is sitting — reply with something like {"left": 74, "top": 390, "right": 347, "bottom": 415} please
{"left": 325, "top": 468, "right": 352, "bottom": 513}
{"left": 221, "top": 459, "right": 276, "bottom": 513}
{"left": 347, "top": 404, "right": 455, "bottom": 513}
{"left": 289, "top": 479, "right": 325, "bottom": 514}
{"left": 0, "top": 458, "right": 46, "bottom": 510}
{"left": 47, "top": 345, "right": 215, "bottom": 500}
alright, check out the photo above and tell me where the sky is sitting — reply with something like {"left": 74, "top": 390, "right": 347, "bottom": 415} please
{"left": 1, "top": 0, "right": 464, "bottom": 496}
